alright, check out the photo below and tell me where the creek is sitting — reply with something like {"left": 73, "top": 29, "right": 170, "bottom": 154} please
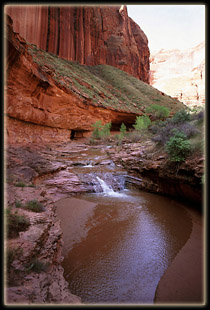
{"left": 54, "top": 145, "right": 197, "bottom": 304}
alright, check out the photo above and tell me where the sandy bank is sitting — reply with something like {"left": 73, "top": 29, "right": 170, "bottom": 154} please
{"left": 154, "top": 207, "right": 204, "bottom": 305}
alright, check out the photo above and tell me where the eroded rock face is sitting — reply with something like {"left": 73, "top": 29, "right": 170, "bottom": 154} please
{"left": 5, "top": 15, "right": 141, "bottom": 144}
{"left": 107, "top": 141, "right": 203, "bottom": 205}
{"left": 150, "top": 43, "right": 205, "bottom": 108}
{"left": 6, "top": 5, "right": 150, "bottom": 82}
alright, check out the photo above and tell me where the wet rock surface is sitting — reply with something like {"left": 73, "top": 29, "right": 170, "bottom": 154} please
{"left": 5, "top": 140, "right": 203, "bottom": 304}
{"left": 5, "top": 142, "right": 90, "bottom": 304}
{"left": 5, "top": 141, "right": 124, "bottom": 304}
{"left": 106, "top": 140, "right": 204, "bottom": 206}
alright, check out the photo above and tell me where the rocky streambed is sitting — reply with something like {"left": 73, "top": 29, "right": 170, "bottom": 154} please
{"left": 5, "top": 139, "right": 204, "bottom": 304}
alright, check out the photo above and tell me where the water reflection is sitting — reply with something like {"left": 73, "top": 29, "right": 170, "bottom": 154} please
{"left": 60, "top": 190, "right": 192, "bottom": 304}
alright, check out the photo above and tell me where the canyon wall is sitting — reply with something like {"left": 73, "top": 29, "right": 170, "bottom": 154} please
{"left": 5, "top": 15, "right": 143, "bottom": 144}
{"left": 150, "top": 43, "right": 205, "bottom": 108}
{"left": 5, "top": 13, "right": 183, "bottom": 146}
{"left": 6, "top": 5, "right": 150, "bottom": 83}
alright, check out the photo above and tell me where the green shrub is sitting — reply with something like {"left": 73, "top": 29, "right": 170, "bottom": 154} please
{"left": 25, "top": 200, "right": 45, "bottom": 213}
{"left": 172, "top": 109, "right": 191, "bottom": 123}
{"left": 7, "top": 208, "right": 30, "bottom": 238}
{"left": 15, "top": 200, "right": 23, "bottom": 208}
{"left": 28, "top": 184, "right": 36, "bottom": 188}
{"left": 15, "top": 182, "right": 26, "bottom": 188}
{"left": 92, "top": 120, "right": 103, "bottom": 139}
{"left": 133, "top": 115, "right": 151, "bottom": 131}
{"left": 91, "top": 120, "right": 111, "bottom": 140}
{"left": 100, "top": 122, "right": 111, "bottom": 138}
{"left": 6, "top": 174, "right": 16, "bottom": 184}
{"left": 120, "top": 123, "right": 127, "bottom": 137}
{"left": 165, "top": 129, "right": 191, "bottom": 162}
{"left": 24, "top": 258, "right": 49, "bottom": 273}
{"left": 146, "top": 104, "right": 170, "bottom": 120}
{"left": 7, "top": 247, "right": 23, "bottom": 273}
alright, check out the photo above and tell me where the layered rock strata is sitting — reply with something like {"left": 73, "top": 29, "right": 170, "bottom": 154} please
{"left": 150, "top": 43, "right": 205, "bottom": 108}
{"left": 6, "top": 15, "right": 182, "bottom": 145}
{"left": 6, "top": 5, "right": 150, "bottom": 83}
{"left": 4, "top": 15, "right": 138, "bottom": 144}
{"left": 6, "top": 144, "right": 83, "bottom": 304}
{"left": 107, "top": 141, "right": 203, "bottom": 205}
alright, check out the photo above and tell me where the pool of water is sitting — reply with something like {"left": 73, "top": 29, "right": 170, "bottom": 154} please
{"left": 58, "top": 189, "right": 192, "bottom": 304}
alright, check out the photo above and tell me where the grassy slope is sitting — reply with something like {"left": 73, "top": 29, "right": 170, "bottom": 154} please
{"left": 28, "top": 43, "right": 185, "bottom": 115}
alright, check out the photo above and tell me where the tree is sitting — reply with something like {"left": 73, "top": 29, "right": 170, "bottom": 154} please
{"left": 91, "top": 121, "right": 111, "bottom": 139}
{"left": 133, "top": 115, "right": 151, "bottom": 131}
{"left": 145, "top": 104, "right": 170, "bottom": 120}
{"left": 120, "top": 123, "right": 127, "bottom": 137}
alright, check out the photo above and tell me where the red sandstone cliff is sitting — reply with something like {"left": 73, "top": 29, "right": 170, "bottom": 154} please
{"left": 6, "top": 5, "right": 150, "bottom": 83}
{"left": 5, "top": 15, "right": 143, "bottom": 144}
{"left": 5, "top": 13, "right": 182, "bottom": 145}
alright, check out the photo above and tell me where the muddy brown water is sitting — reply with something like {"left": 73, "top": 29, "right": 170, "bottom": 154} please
{"left": 56, "top": 189, "right": 193, "bottom": 305}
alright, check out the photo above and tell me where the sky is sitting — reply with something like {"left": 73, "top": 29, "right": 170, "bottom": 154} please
{"left": 127, "top": 5, "right": 205, "bottom": 53}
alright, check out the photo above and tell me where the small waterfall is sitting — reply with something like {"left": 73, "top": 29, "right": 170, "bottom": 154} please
{"left": 94, "top": 175, "right": 127, "bottom": 197}
{"left": 80, "top": 171, "right": 127, "bottom": 196}
{"left": 96, "top": 176, "right": 115, "bottom": 195}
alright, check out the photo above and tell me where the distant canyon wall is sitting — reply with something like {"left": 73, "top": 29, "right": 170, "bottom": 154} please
{"left": 150, "top": 42, "right": 205, "bottom": 108}
{"left": 6, "top": 5, "right": 150, "bottom": 83}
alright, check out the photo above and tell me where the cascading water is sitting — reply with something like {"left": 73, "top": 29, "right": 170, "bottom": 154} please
{"left": 94, "top": 176, "right": 127, "bottom": 198}
{"left": 55, "top": 145, "right": 199, "bottom": 304}
{"left": 96, "top": 176, "right": 115, "bottom": 195}
{"left": 92, "top": 174, "right": 127, "bottom": 197}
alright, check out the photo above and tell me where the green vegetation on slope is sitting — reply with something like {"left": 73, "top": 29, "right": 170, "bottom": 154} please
{"left": 89, "top": 109, "right": 204, "bottom": 162}
{"left": 27, "top": 44, "right": 184, "bottom": 115}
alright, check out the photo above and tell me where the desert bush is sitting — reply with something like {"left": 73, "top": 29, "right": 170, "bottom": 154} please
{"left": 15, "top": 182, "right": 26, "bottom": 188}
{"left": 149, "top": 120, "right": 166, "bottom": 134}
{"left": 145, "top": 104, "right": 170, "bottom": 120}
{"left": 165, "top": 129, "right": 191, "bottom": 162}
{"left": 24, "top": 258, "right": 49, "bottom": 273}
{"left": 6, "top": 208, "right": 30, "bottom": 238}
{"left": 178, "top": 122, "right": 200, "bottom": 138}
{"left": 120, "top": 123, "right": 127, "bottom": 137}
{"left": 133, "top": 115, "right": 151, "bottom": 131}
{"left": 151, "top": 121, "right": 176, "bottom": 145}
{"left": 126, "top": 130, "right": 142, "bottom": 143}
{"left": 91, "top": 120, "right": 111, "bottom": 140}
{"left": 25, "top": 200, "right": 45, "bottom": 213}
{"left": 91, "top": 120, "right": 103, "bottom": 139}
{"left": 15, "top": 200, "right": 23, "bottom": 208}
{"left": 7, "top": 247, "right": 23, "bottom": 277}
{"left": 113, "top": 123, "right": 127, "bottom": 145}
{"left": 7, "top": 247, "right": 23, "bottom": 268}
{"left": 100, "top": 122, "right": 112, "bottom": 138}
{"left": 152, "top": 117, "right": 199, "bottom": 146}
{"left": 28, "top": 184, "right": 36, "bottom": 188}
{"left": 171, "top": 109, "right": 191, "bottom": 123}
{"left": 191, "top": 109, "right": 204, "bottom": 124}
